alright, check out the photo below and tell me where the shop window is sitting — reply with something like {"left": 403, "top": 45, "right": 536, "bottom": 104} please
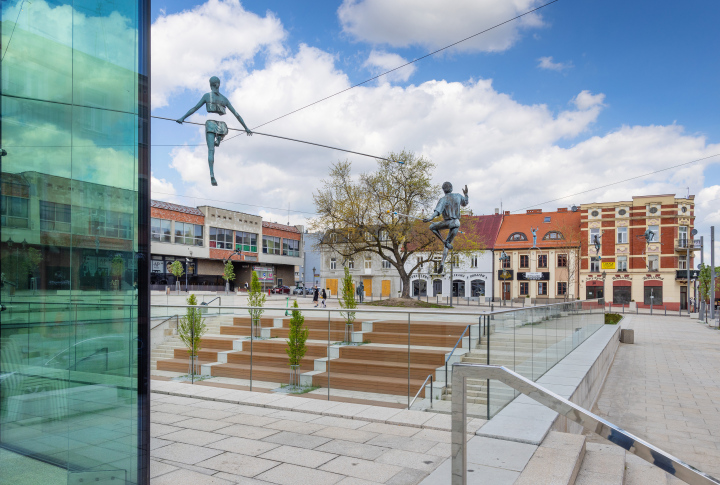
{"left": 613, "top": 286, "right": 631, "bottom": 304}
{"left": 520, "top": 255, "right": 529, "bottom": 268}
{"left": 471, "top": 279, "right": 485, "bottom": 297}
{"left": 557, "top": 254, "right": 567, "bottom": 267}
{"left": 151, "top": 218, "right": 171, "bottom": 242}
{"left": 210, "top": 227, "right": 233, "bottom": 249}
{"left": 644, "top": 286, "right": 663, "bottom": 305}
{"left": 262, "top": 235, "right": 281, "bottom": 254}
{"left": 40, "top": 201, "right": 71, "bottom": 233}
{"left": 175, "top": 222, "right": 203, "bottom": 246}
{"left": 538, "top": 255, "right": 548, "bottom": 268}
{"left": 557, "top": 282, "right": 567, "bottom": 295}
{"left": 520, "top": 282, "right": 529, "bottom": 296}
{"left": 538, "top": 282, "right": 548, "bottom": 296}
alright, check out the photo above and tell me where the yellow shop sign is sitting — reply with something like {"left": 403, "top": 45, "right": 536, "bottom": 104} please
{"left": 601, "top": 262, "right": 616, "bottom": 269}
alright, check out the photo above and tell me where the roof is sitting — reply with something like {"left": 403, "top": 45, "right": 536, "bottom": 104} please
{"left": 151, "top": 200, "right": 204, "bottom": 216}
{"left": 495, "top": 210, "right": 581, "bottom": 249}
{"left": 459, "top": 214, "right": 504, "bottom": 249}
{"left": 262, "top": 221, "right": 300, "bottom": 233}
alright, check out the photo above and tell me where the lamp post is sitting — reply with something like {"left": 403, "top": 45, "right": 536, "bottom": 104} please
{"left": 313, "top": 266, "right": 316, "bottom": 287}
{"left": 499, "top": 250, "right": 510, "bottom": 306}
{"left": 601, "top": 271, "right": 607, "bottom": 307}
{"left": 223, "top": 245, "right": 244, "bottom": 294}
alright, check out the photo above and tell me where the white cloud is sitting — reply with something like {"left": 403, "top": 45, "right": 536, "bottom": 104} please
{"left": 363, "top": 50, "right": 416, "bottom": 83}
{"left": 573, "top": 90, "right": 605, "bottom": 110}
{"left": 537, "top": 56, "right": 573, "bottom": 72}
{"left": 338, "top": 0, "right": 545, "bottom": 52}
{"left": 151, "top": 0, "right": 286, "bottom": 108}
{"left": 151, "top": 174, "right": 178, "bottom": 202}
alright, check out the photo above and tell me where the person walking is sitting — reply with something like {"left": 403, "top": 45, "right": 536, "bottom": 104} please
{"left": 321, "top": 288, "right": 327, "bottom": 308}
{"left": 313, "top": 286, "right": 319, "bottom": 307}
{"left": 358, "top": 282, "right": 364, "bottom": 303}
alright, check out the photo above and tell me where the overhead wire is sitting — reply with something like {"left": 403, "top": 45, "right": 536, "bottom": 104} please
{"left": 1, "top": 0, "right": 26, "bottom": 62}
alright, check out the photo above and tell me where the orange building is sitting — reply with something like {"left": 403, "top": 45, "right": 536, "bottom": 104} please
{"left": 493, "top": 209, "right": 582, "bottom": 301}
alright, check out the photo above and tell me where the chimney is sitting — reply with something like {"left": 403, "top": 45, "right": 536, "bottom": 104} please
{"left": 494, "top": 208, "right": 499, "bottom": 214}
{"left": 526, "top": 209, "right": 542, "bottom": 214}
{"left": 504, "top": 211, "right": 510, "bottom": 215}
{"left": 557, "top": 208, "right": 568, "bottom": 213}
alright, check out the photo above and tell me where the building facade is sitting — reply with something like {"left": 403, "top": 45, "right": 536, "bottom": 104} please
{"left": 493, "top": 209, "right": 582, "bottom": 302}
{"left": 1, "top": 0, "right": 151, "bottom": 482}
{"left": 406, "top": 214, "right": 503, "bottom": 299}
{"left": 150, "top": 201, "right": 302, "bottom": 291}
{"left": 579, "top": 194, "right": 696, "bottom": 310}
{"left": 321, "top": 249, "right": 401, "bottom": 298}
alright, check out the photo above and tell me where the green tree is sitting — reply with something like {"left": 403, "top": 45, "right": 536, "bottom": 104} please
{"left": 247, "top": 270, "right": 266, "bottom": 338}
{"left": 313, "top": 151, "right": 484, "bottom": 298}
{"left": 178, "top": 294, "right": 207, "bottom": 376}
{"left": 698, "top": 264, "right": 720, "bottom": 303}
{"left": 286, "top": 300, "right": 309, "bottom": 367}
{"left": 339, "top": 266, "right": 357, "bottom": 331}
{"left": 223, "top": 259, "right": 235, "bottom": 293}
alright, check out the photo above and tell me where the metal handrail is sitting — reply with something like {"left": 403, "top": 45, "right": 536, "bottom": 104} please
{"left": 444, "top": 324, "right": 471, "bottom": 385}
{"left": 151, "top": 314, "right": 179, "bottom": 331}
{"left": 450, "top": 363, "right": 720, "bottom": 485}
{"left": 201, "top": 297, "right": 222, "bottom": 306}
{"left": 408, "top": 374, "right": 433, "bottom": 409}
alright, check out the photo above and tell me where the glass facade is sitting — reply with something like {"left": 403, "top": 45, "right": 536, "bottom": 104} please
{"left": 1, "top": 0, "right": 151, "bottom": 483}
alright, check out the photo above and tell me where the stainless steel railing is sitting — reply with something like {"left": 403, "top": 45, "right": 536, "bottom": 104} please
{"left": 450, "top": 363, "right": 720, "bottom": 485}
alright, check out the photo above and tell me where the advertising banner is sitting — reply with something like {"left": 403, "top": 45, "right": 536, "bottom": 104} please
{"left": 601, "top": 262, "right": 616, "bottom": 269}
{"left": 497, "top": 270, "right": 514, "bottom": 281}
{"left": 517, "top": 272, "right": 550, "bottom": 281}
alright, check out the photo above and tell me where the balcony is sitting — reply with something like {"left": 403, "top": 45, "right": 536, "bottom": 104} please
{"left": 675, "top": 238, "right": 701, "bottom": 252}
{"left": 675, "top": 269, "right": 700, "bottom": 280}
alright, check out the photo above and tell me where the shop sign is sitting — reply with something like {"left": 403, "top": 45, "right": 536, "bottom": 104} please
{"left": 601, "top": 262, "right": 615, "bottom": 269}
{"left": 517, "top": 272, "right": 550, "bottom": 281}
{"left": 254, "top": 266, "right": 274, "bottom": 281}
{"left": 497, "top": 270, "right": 514, "bottom": 280}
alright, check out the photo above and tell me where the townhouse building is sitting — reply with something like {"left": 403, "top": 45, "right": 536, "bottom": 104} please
{"left": 493, "top": 209, "right": 582, "bottom": 301}
{"left": 579, "top": 194, "right": 696, "bottom": 310}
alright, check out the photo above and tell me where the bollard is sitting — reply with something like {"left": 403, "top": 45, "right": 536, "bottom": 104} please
{"left": 665, "top": 305, "right": 667, "bottom": 315}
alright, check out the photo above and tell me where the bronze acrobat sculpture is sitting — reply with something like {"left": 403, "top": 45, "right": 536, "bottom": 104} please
{"left": 424, "top": 182, "right": 469, "bottom": 274}
{"left": 177, "top": 76, "right": 252, "bottom": 186}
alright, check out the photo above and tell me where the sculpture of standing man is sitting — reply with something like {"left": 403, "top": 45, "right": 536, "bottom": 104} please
{"left": 423, "top": 182, "right": 468, "bottom": 274}
{"left": 177, "top": 76, "right": 252, "bottom": 186}
{"left": 531, "top": 226, "right": 539, "bottom": 248}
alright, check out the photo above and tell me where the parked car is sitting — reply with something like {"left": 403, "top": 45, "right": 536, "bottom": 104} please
{"left": 293, "top": 285, "right": 313, "bottom": 295}
{"left": 272, "top": 285, "right": 291, "bottom": 294}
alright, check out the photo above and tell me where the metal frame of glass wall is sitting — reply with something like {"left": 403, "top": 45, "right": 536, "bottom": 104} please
{"left": 1, "top": 0, "right": 151, "bottom": 483}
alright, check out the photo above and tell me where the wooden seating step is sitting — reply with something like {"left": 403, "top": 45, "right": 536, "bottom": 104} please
{"left": 226, "top": 351, "right": 326, "bottom": 366}
{"left": 269, "top": 327, "right": 348, "bottom": 341}
{"left": 326, "top": 358, "right": 439, "bottom": 380}
{"left": 210, "top": 362, "right": 299, "bottom": 383}
{"left": 338, "top": 345, "right": 446, "bottom": 366}
{"left": 312, "top": 371, "right": 430, "bottom": 398}
{"left": 172, "top": 347, "right": 228, "bottom": 361}
{"left": 157, "top": 358, "right": 213, "bottom": 373}
{"left": 232, "top": 316, "right": 286, "bottom": 327}
{"left": 361, "top": 331, "right": 461, "bottom": 347}
{"left": 370, "top": 320, "right": 474, "bottom": 336}
{"left": 198, "top": 336, "right": 237, "bottom": 350}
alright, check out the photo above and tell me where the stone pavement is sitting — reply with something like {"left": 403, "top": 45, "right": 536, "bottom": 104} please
{"left": 150, "top": 382, "right": 486, "bottom": 484}
{"left": 588, "top": 314, "right": 720, "bottom": 480}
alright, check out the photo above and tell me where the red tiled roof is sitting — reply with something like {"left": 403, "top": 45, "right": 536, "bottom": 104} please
{"left": 151, "top": 200, "right": 204, "bottom": 216}
{"left": 460, "top": 214, "right": 503, "bottom": 249}
{"left": 262, "top": 221, "right": 300, "bottom": 233}
{"left": 495, "top": 211, "right": 581, "bottom": 249}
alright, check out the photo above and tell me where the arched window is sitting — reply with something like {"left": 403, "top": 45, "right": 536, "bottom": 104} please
{"left": 543, "top": 231, "right": 564, "bottom": 240}
{"left": 507, "top": 232, "right": 527, "bottom": 241}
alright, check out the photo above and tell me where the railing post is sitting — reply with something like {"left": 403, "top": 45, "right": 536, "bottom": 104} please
{"left": 451, "top": 366, "right": 467, "bottom": 485}
{"left": 430, "top": 376, "right": 433, "bottom": 408}
{"left": 328, "top": 311, "right": 331, "bottom": 401}
{"left": 408, "top": 313, "right": 411, "bottom": 409}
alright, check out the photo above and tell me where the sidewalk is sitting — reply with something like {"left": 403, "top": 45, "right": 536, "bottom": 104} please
{"left": 588, "top": 314, "right": 720, "bottom": 479}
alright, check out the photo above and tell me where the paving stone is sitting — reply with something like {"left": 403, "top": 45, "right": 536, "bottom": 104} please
{"left": 315, "top": 439, "right": 388, "bottom": 460}
{"left": 465, "top": 436, "right": 537, "bottom": 472}
{"left": 207, "top": 437, "right": 280, "bottom": 456}
{"left": 267, "top": 409, "right": 323, "bottom": 422}
{"left": 151, "top": 423, "right": 184, "bottom": 438}
{"left": 152, "top": 412, "right": 193, "bottom": 425}
{"left": 231, "top": 405, "right": 279, "bottom": 416}
{"left": 256, "top": 463, "right": 344, "bottom": 485}
{"left": 173, "top": 417, "right": 234, "bottom": 432}
{"left": 424, "top": 442, "right": 451, "bottom": 457}
{"left": 150, "top": 459, "right": 178, "bottom": 478}
{"left": 196, "top": 452, "right": 280, "bottom": 477}
{"left": 312, "top": 426, "right": 379, "bottom": 444}
{"left": 262, "top": 431, "right": 332, "bottom": 449}
{"left": 375, "top": 449, "right": 445, "bottom": 471}
{"left": 335, "top": 478, "right": 382, "bottom": 485}
{"left": 323, "top": 403, "right": 373, "bottom": 418}
{"left": 220, "top": 414, "right": 279, "bottom": 427}
{"left": 265, "top": 419, "right": 327, "bottom": 434}
{"left": 366, "top": 434, "right": 436, "bottom": 453}
{"left": 385, "top": 410, "right": 434, "bottom": 427}
{"left": 385, "top": 467, "right": 429, "bottom": 485}
{"left": 152, "top": 443, "right": 224, "bottom": 465}
{"left": 160, "top": 428, "right": 228, "bottom": 446}
{"left": 258, "top": 445, "right": 338, "bottom": 468}
{"left": 357, "top": 422, "right": 420, "bottom": 438}
{"left": 412, "top": 429, "right": 450, "bottom": 443}
{"left": 151, "top": 438, "right": 174, "bottom": 451}
{"left": 215, "top": 424, "right": 281, "bottom": 440}
{"left": 353, "top": 406, "right": 403, "bottom": 423}
{"left": 191, "top": 400, "right": 241, "bottom": 411}
{"left": 150, "top": 468, "right": 235, "bottom": 485}
{"left": 211, "top": 472, "right": 276, "bottom": 484}
{"left": 182, "top": 408, "right": 238, "bottom": 420}
{"left": 310, "top": 416, "right": 369, "bottom": 429}
{"left": 320, "top": 456, "right": 403, "bottom": 483}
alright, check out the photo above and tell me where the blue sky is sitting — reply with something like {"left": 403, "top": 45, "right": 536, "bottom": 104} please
{"left": 148, "top": 0, "right": 719, "bottom": 257}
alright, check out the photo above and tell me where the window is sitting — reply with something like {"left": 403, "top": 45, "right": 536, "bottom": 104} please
{"left": 451, "top": 255, "right": 460, "bottom": 266}
{"left": 470, "top": 255, "right": 478, "bottom": 268}
{"left": 502, "top": 255, "right": 511, "bottom": 269}
{"left": 557, "top": 254, "right": 568, "bottom": 267}
{"left": 347, "top": 259, "right": 354, "bottom": 269}
{"left": 538, "top": 282, "right": 548, "bottom": 295}
{"left": 91, "top": 209, "right": 133, "bottom": 240}
{"left": 613, "top": 286, "right": 631, "bottom": 304}
{"left": 647, "top": 225, "right": 659, "bottom": 242}
{"left": 382, "top": 259, "right": 392, "bottom": 270}
{"left": 1, "top": 195, "right": 29, "bottom": 228}
{"left": 330, "top": 258, "right": 337, "bottom": 269}
{"left": 520, "top": 255, "right": 529, "bottom": 268}
{"left": 262, "top": 235, "right": 281, "bottom": 254}
{"left": 379, "top": 230, "right": 388, "bottom": 241}
{"left": 678, "top": 226, "right": 688, "bottom": 248}
{"left": 235, "top": 231, "right": 258, "bottom": 252}
{"left": 283, "top": 238, "right": 300, "bottom": 257}
{"left": 543, "top": 231, "right": 563, "bottom": 240}
{"left": 364, "top": 255, "right": 372, "bottom": 269}
{"left": 175, "top": 222, "right": 203, "bottom": 246}
{"left": 151, "top": 218, "right": 172, "bottom": 242}
{"left": 543, "top": 216, "right": 551, "bottom": 223}
{"left": 538, "top": 255, "right": 548, "bottom": 268}
{"left": 648, "top": 255, "right": 659, "bottom": 271}
{"left": 520, "top": 282, "right": 529, "bottom": 296}
{"left": 591, "top": 210, "right": 599, "bottom": 217}
{"left": 679, "top": 258, "right": 687, "bottom": 270}
{"left": 590, "top": 257, "right": 600, "bottom": 272}
{"left": 644, "top": 286, "right": 663, "bottom": 305}
{"left": 507, "top": 232, "right": 527, "bottom": 241}
{"left": 210, "top": 227, "right": 233, "bottom": 249}
{"left": 618, "top": 209, "right": 627, "bottom": 216}
{"left": 649, "top": 206, "right": 658, "bottom": 214}
{"left": 617, "top": 227, "right": 628, "bottom": 244}
{"left": 40, "top": 201, "right": 71, "bottom": 233}
{"left": 617, "top": 256, "right": 627, "bottom": 271}
{"left": 590, "top": 228, "right": 600, "bottom": 245}
{"left": 557, "top": 282, "right": 567, "bottom": 296}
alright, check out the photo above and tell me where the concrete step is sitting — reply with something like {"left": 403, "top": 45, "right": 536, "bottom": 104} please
{"left": 514, "top": 431, "right": 586, "bottom": 485}
{"left": 623, "top": 452, "right": 668, "bottom": 485}
{"left": 575, "top": 442, "right": 625, "bottom": 484}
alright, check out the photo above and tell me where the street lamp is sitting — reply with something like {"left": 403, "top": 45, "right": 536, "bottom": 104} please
{"left": 313, "top": 267, "right": 316, "bottom": 287}
{"left": 222, "top": 244, "right": 244, "bottom": 294}
{"left": 499, "top": 251, "right": 510, "bottom": 306}
{"left": 601, "top": 271, "right": 607, "bottom": 305}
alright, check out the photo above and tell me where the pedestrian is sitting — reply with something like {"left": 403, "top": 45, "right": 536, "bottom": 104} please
{"left": 358, "top": 282, "right": 364, "bottom": 303}
{"left": 321, "top": 288, "right": 327, "bottom": 308}
{"left": 244, "top": 281, "right": 249, "bottom": 291}
{"left": 313, "top": 286, "right": 319, "bottom": 307}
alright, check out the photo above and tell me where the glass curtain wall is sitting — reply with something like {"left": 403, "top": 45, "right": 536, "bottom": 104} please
{"left": 1, "top": 0, "right": 150, "bottom": 483}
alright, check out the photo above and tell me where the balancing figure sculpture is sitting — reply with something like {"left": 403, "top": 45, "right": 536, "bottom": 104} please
{"left": 423, "top": 182, "right": 468, "bottom": 274}
{"left": 177, "top": 76, "right": 252, "bottom": 186}
{"left": 531, "top": 226, "right": 539, "bottom": 248}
